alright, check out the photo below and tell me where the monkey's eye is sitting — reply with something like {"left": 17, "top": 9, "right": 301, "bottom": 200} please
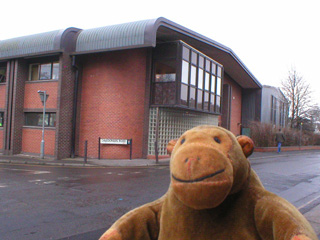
{"left": 181, "top": 138, "right": 185, "bottom": 144}
{"left": 214, "top": 137, "right": 221, "bottom": 144}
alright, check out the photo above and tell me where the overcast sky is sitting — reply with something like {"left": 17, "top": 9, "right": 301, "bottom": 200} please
{"left": 2, "top": 0, "right": 319, "bottom": 105}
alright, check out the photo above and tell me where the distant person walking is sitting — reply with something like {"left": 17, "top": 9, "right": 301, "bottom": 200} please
{"left": 275, "top": 129, "right": 285, "bottom": 153}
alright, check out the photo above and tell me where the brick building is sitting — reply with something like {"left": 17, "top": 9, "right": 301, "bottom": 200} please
{"left": 0, "top": 18, "right": 262, "bottom": 160}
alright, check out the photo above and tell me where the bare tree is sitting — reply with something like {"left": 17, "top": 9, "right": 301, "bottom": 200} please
{"left": 281, "top": 67, "right": 312, "bottom": 128}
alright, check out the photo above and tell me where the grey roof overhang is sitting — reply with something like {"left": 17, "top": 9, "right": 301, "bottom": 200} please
{"left": 75, "top": 17, "right": 262, "bottom": 89}
{"left": 0, "top": 28, "right": 80, "bottom": 60}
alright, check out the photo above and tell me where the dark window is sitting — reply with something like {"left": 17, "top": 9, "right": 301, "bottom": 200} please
{"left": 29, "top": 62, "right": 59, "bottom": 81}
{"left": 25, "top": 112, "right": 56, "bottom": 127}
{"left": 154, "top": 60, "right": 176, "bottom": 82}
{"left": 0, "top": 112, "right": 4, "bottom": 127}
{"left": 181, "top": 84, "right": 188, "bottom": 106}
{"left": 0, "top": 67, "right": 6, "bottom": 83}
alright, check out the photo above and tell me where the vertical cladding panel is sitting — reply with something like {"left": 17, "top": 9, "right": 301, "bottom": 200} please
{"left": 22, "top": 128, "right": 55, "bottom": 155}
{"left": 24, "top": 82, "right": 58, "bottom": 109}
{"left": 78, "top": 49, "right": 147, "bottom": 159}
{"left": 0, "top": 85, "right": 6, "bottom": 108}
{"left": 224, "top": 75, "right": 242, "bottom": 135}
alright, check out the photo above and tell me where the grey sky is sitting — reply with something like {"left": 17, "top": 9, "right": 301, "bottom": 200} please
{"left": 2, "top": 0, "right": 319, "bottom": 105}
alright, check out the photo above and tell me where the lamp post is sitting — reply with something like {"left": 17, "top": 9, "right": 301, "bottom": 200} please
{"left": 38, "top": 90, "right": 49, "bottom": 159}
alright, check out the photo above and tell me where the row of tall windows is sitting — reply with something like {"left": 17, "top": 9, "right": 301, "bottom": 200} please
{"left": 152, "top": 41, "right": 223, "bottom": 115}
{"left": 181, "top": 45, "right": 222, "bottom": 113}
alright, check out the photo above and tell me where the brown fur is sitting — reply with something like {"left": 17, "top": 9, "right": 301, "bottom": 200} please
{"left": 100, "top": 126, "right": 317, "bottom": 240}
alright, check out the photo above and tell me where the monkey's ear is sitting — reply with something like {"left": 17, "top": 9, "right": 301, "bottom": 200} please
{"left": 167, "top": 139, "right": 178, "bottom": 155}
{"left": 236, "top": 135, "right": 254, "bottom": 158}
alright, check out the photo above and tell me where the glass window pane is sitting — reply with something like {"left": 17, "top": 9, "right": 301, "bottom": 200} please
{"left": 198, "top": 68, "right": 203, "bottom": 89}
{"left": 25, "top": 113, "right": 56, "bottom": 127}
{"left": 204, "top": 92, "right": 209, "bottom": 111}
{"left": 199, "top": 56, "right": 204, "bottom": 68}
{"left": 39, "top": 63, "right": 52, "bottom": 80}
{"left": 181, "top": 60, "right": 189, "bottom": 84}
{"left": 190, "top": 66, "right": 196, "bottom": 86}
{"left": 181, "top": 84, "right": 188, "bottom": 106}
{"left": 197, "top": 90, "right": 203, "bottom": 109}
{"left": 189, "top": 87, "right": 196, "bottom": 108}
{"left": 216, "top": 96, "right": 221, "bottom": 113}
{"left": 211, "top": 75, "right": 216, "bottom": 93}
{"left": 0, "top": 112, "right": 4, "bottom": 127}
{"left": 205, "top": 60, "right": 211, "bottom": 71}
{"left": 25, "top": 113, "right": 42, "bottom": 126}
{"left": 217, "top": 66, "right": 222, "bottom": 77}
{"left": 43, "top": 114, "right": 50, "bottom": 126}
{"left": 30, "top": 65, "right": 39, "bottom": 80}
{"left": 0, "top": 67, "right": 6, "bottom": 83}
{"left": 191, "top": 51, "right": 197, "bottom": 65}
{"left": 205, "top": 72, "right": 210, "bottom": 91}
{"left": 211, "top": 63, "right": 216, "bottom": 75}
{"left": 182, "top": 46, "right": 190, "bottom": 61}
{"left": 155, "top": 60, "right": 176, "bottom": 82}
{"left": 210, "top": 94, "right": 215, "bottom": 112}
{"left": 216, "top": 77, "right": 222, "bottom": 96}
{"left": 52, "top": 63, "right": 59, "bottom": 80}
{"left": 49, "top": 113, "right": 56, "bottom": 127}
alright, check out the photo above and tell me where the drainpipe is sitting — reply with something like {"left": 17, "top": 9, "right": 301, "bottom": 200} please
{"left": 71, "top": 56, "right": 79, "bottom": 158}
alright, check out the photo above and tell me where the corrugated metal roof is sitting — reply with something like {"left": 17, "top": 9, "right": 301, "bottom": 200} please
{"left": 0, "top": 30, "right": 63, "bottom": 59}
{"left": 76, "top": 19, "right": 153, "bottom": 53}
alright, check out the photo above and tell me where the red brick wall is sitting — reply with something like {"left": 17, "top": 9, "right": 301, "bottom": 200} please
{"left": 22, "top": 128, "right": 55, "bottom": 156}
{"left": 224, "top": 75, "right": 242, "bottom": 136}
{"left": 24, "top": 82, "right": 58, "bottom": 109}
{"left": 78, "top": 49, "right": 147, "bottom": 159}
{"left": 0, "top": 85, "right": 6, "bottom": 108}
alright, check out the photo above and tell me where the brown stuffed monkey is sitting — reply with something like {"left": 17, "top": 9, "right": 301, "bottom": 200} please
{"left": 100, "top": 125, "right": 317, "bottom": 240}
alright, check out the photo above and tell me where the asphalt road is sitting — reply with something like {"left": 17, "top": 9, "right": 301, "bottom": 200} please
{"left": 0, "top": 152, "right": 319, "bottom": 240}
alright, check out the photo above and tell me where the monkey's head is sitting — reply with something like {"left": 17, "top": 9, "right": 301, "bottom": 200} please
{"left": 167, "top": 125, "right": 254, "bottom": 210}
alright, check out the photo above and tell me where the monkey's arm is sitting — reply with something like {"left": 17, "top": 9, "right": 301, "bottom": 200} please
{"left": 99, "top": 197, "right": 164, "bottom": 240}
{"left": 254, "top": 194, "right": 317, "bottom": 240}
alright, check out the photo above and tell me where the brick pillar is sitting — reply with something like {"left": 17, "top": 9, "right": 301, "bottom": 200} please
{"left": 55, "top": 53, "right": 74, "bottom": 159}
{"left": 5, "top": 59, "right": 27, "bottom": 155}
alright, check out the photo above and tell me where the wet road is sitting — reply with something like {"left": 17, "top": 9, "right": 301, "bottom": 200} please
{"left": 0, "top": 152, "right": 319, "bottom": 239}
{"left": 0, "top": 165, "right": 170, "bottom": 240}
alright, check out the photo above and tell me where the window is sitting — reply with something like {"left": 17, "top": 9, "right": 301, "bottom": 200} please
{"left": 154, "top": 60, "right": 176, "bottom": 82}
{"left": 0, "top": 112, "right": 4, "bottom": 127}
{"left": 179, "top": 44, "right": 223, "bottom": 114}
{"left": 29, "top": 62, "right": 59, "bottom": 81}
{"left": 0, "top": 67, "right": 6, "bottom": 83}
{"left": 25, "top": 112, "right": 56, "bottom": 127}
{"left": 151, "top": 41, "right": 223, "bottom": 114}
{"left": 271, "top": 96, "right": 277, "bottom": 125}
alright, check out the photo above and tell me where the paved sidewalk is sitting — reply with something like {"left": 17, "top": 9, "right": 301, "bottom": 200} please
{"left": 0, "top": 149, "right": 319, "bottom": 167}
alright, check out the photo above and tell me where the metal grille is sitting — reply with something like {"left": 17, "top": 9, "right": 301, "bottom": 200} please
{"left": 148, "top": 107, "right": 218, "bottom": 155}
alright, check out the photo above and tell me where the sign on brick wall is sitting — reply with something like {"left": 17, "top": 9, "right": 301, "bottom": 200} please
{"left": 100, "top": 139, "right": 131, "bottom": 145}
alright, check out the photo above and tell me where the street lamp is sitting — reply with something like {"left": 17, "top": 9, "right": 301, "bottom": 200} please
{"left": 38, "top": 90, "right": 49, "bottom": 159}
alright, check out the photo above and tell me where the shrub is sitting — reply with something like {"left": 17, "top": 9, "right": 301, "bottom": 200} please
{"left": 247, "top": 122, "right": 320, "bottom": 147}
